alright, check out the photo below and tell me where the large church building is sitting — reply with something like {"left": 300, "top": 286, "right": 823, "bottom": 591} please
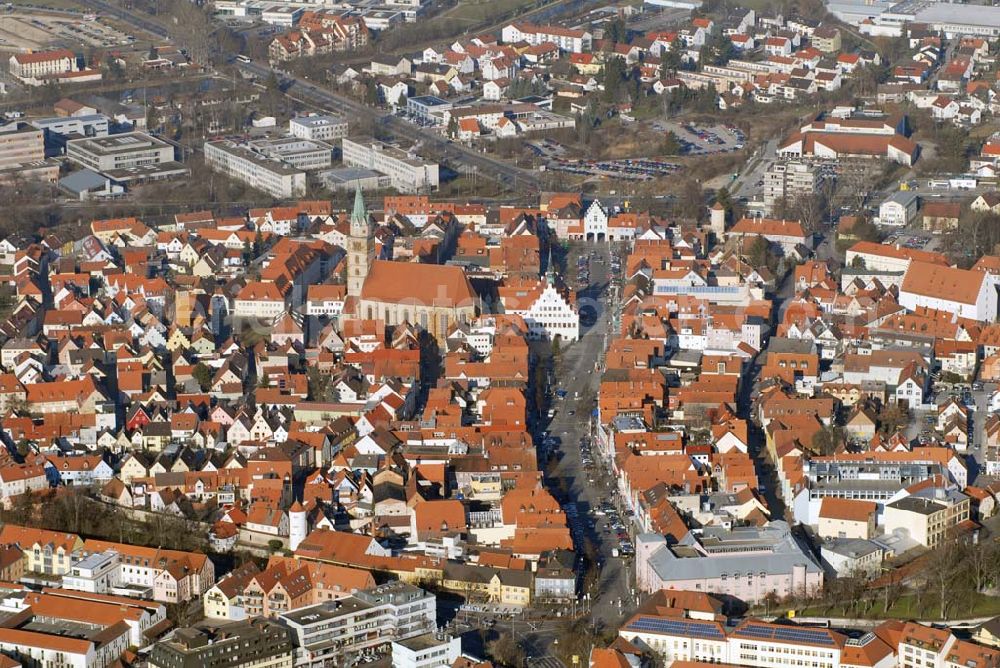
{"left": 346, "top": 189, "right": 479, "bottom": 342}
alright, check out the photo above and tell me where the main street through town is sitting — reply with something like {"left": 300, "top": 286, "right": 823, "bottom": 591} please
{"left": 445, "top": 241, "right": 629, "bottom": 665}
{"left": 542, "top": 241, "right": 635, "bottom": 631}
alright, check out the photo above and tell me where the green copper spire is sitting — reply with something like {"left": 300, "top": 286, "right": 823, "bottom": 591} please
{"left": 351, "top": 187, "right": 367, "bottom": 224}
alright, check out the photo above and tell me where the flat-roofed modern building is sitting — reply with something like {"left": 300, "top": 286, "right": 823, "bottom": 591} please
{"left": 288, "top": 114, "right": 348, "bottom": 141}
{"left": 30, "top": 115, "right": 109, "bottom": 139}
{"left": 148, "top": 618, "right": 294, "bottom": 668}
{"left": 30, "top": 114, "right": 110, "bottom": 154}
{"left": 318, "top": 167, "right": 390, "bottom": 192}
{"left": 280, "top": 582, "right": 435, "bottom": 667}
{"left": 248, "top": 137, "right": 333, "bottom": 170}
{"left": 883, "top": 491, "right": 970, "bottom": 548}
{"left": 0, "top": 122, "right": 58, "bottom": 182}
{"left": 391, "top": 633, "right": 461, "bottom": 668}
{"left": 0, "top": 122, "right": 44, "bottom": 169}
{"left": 406, "top": 95, "right": 451, "bottom": 124}
{"left": 635, "top": 520, "right": 824, "bottom": 602}
{"left": 62, "top": 549, "right": 121, "bottom": 594}
{"left": 204, "top": 140, "right": 306, "bottom": 198}
{"left": 341, "top": 137, "right": 438, "bottom": 193}
{"left": 66, "top": 132, "right": 188, "bottom": 183}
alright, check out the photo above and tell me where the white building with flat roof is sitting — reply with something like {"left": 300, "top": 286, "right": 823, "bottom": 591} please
{"left": 289, "top": 114, "right": 348, "bottom": 141}
{"left": 249, "top": 137, "right": 333, "bottom": 170}
{"left": 391, "top": 633, "right": 461, "bottom": 668}
{"left": 30, "top": 114, "right": 109, "bottom": 142}
{"left": 261, "top": 5, "right": 302, "bottom": 26}
{"left": 66, "top": 132, "right": 187, "bottom": 183}
{"left": 341, "top": 137, "right": 438, "bottom": 193}
{"left": 62, "top": 549, "right": 121, "bottom": 594}
{"left": 828, "top": 0, "right": 1000, "bottom": 38}
{"left": 281, "top": 582, "right": 436, "bottom": 667}
{"left": 204, "top": 140, "right": 306, "bottom": 198}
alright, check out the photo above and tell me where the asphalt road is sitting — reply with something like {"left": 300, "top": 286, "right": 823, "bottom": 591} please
{"left": 542, "top": 242, "right": 635, "bottom": 632}
{"left": 75, "top": 0, "right": 170, "bottom": 38}
{"left": 732, "top": 138, "right": 777, "bottom": 199}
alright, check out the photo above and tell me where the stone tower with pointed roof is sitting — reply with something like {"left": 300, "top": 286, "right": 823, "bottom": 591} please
{"left": 347, "top": 187, "right": 374, "bottom": 298}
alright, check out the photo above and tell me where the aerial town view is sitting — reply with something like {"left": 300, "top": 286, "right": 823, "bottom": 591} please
{"left": 6, "top": 0, "right": 1000, "bottom": 664}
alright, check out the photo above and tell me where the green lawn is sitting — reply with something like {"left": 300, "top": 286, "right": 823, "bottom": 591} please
{"left": 789, "top": 593, "right": 1000, "bottom": 621}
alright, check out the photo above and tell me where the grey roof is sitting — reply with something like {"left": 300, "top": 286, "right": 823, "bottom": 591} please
{"left": 320, "top": 167, "right": 383, "bottom": 183}
{"left": 767, "top": 337, "right": 816, "bottom": 354}
{"left": 643, "top": 520, "right": 822, "bottom": 582}
{"left": 59, "top": 169, "right": 108, "bottom": 194}
{"left": 291, "top": 114, "right": 346, "bottom": 128}
{"left": 887, "top": 496, "right": 946, "bottom": 515}
{"left": 32, "top": 114, "right": 109, "bottom": 129}
{"left": 916, "top": 2, "right": 1000, "bottom": 28}
{"left": 910, "top": 487, "right": 968, "bottom": 505}
{"left": 882, "top": 190, "right": 918, "bottom": 207}
{"left": 821, "top": 537, "right": 883, "bottom": 559}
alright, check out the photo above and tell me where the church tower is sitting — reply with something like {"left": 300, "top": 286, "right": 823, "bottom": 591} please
{"left": 288, "top": 501, "right": 308, "bottom": 551}
{"left": 347, "top": 187, "right": 374, "bottom": 298}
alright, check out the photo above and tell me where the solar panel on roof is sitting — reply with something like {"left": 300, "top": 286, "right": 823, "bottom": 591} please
{"left": 624, "top": 616, "right": 725, "bottom": 640}
{"left": 774, "top": 628, "right": 835, "bottom": 646}
{"left": 735, "top": 623, "right": 836, "bottom": 647}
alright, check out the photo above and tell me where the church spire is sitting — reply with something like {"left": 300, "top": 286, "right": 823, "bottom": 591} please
{"left": 546, "top": 244, "right": 555, "bottom": 286}
{"left": 347, "top": 187, "right": 373, "bottom": 299}
{"left": 351, "top": 187, "right": 367, "bottom": 225}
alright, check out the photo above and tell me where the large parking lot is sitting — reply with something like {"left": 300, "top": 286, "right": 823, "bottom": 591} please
{"left": 0, "top": 11, "right": 135, "bottom": 51}
{"left": 654, "top": 121, "right": 745, "bottom": 155}
{"left": 545, "top": 156, "right": 680, "bottom": 180}
{"left": 880, "top": 229, "right": 942, "bottom": 254}
{"left": 527, "top": 138, "right": 568, "bottom": 159}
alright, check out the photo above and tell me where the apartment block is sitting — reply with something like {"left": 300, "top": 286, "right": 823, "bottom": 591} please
{"left": 280, "top": 582, "right": 435, "bottom": 667}
{"left": 148, "top": 618, "right": 294, "bottom": 668}
{"left": 500, "top": 22, "right": 592, "bottom": 52}
{"left": 0, "top": 122, "right": 57, "bottom": 182}
{"left": 0, "top": 525, "right": 83, "bottom": 576}
{"left": 0, "top": 123, "right": 44, "bottom": 169}
{"left": 763, "top": 161, "right": 821, "bottom": 212}
{"left": 62, "top": 550, "right": 121, "bottom": 594}
{"left": 341, "top": 137, "right": 439, "bottom": 193}
{"left": 204, "top": 140, "right": 307, "bottom": 198}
